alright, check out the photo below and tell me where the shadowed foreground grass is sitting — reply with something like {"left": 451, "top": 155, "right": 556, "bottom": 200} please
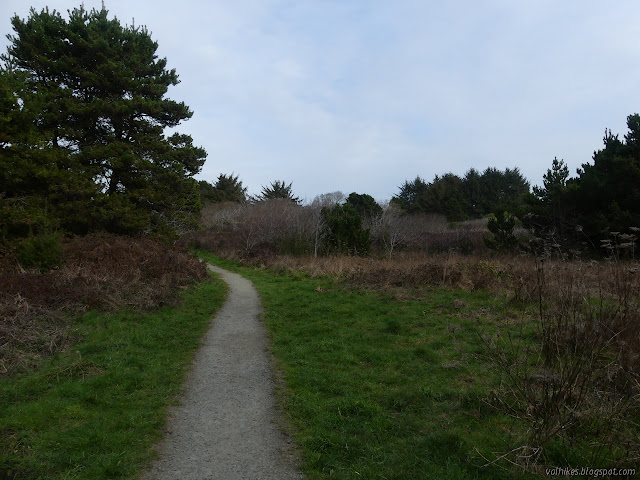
{"left": 0, "top": 275, "right": 227, "bottom": 480}
{"left": 200, "top": 252, "right": 539, "bottom": 480}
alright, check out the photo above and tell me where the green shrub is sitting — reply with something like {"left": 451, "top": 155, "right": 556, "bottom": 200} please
{"left": 17, "top": 233, "right": 63, "bottom": 271}
{"left": 321, "top": 203, "right": 371, "bottom": 255}
{"left": 484, "top": 211, "right": 518, "bottom": 252}
{"left": 278, "top": 234, "right": 312, "bottom": 256}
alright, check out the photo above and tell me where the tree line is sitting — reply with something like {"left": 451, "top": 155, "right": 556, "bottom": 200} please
{"left": 521, "top": 116, "right": 640, "bottom": 256}
{"left": 200, "top": 116, "right": 640, "bottom": 257}
{"left": 2, "top": 6, "right": 639, "bottom": 258}
{"left": 390, "top": 167, "right": 529, "bottom": 221}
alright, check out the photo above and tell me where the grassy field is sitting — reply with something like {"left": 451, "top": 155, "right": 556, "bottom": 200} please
{"left": 199, "top": 252, "right": 545, "bottom": 479}
{"left": 3, "top": 240, "right": 636, "bottom": 479}
{"left": 0, "top": 275, "right": 227, "bottom": 480}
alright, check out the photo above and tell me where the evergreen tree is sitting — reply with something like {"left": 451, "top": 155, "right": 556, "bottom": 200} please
{"left": 532, "top": 158, "right": 570, "bottom": 203}
{"left": 1, "top": 66, "right": 92, "bottom": 239}
{"left": 462, "top": 168, "right": 483, "bottom": 218}
{"left": 572, "top": 116, "right": 640, "bottom": 241}
{"left": 392, "top": 168, "right": 529, "bottom": 221}
{"left": 484, "top": 211, "right": 518, "bottom": 252}
{"left": 321, "top": 203, "right": 371, "bottom": 255}
{"left": 253, "top": 180, "right": 300, "bottom": 204}
{"left": 198, "top": 180, "right": 217, "bottom": 203}
{"left": 1, "top": 6, "right": 206, "bottom": 236}
{"left": 519, "top": 115, "right": 640, "bottom": 254}
{"left": 475, "top": 167, "right": 529, "bottom": 215}
{"left": 391, "top": 176, "right": 428, "bottom": 213}
{"left": 209, "top": 173, "right": 247, "bottom": 203}
{"left": 520, "top": 157, "right": 576, "bottom": 253}
{"left": 345, "top": 192, "right": 382, "bottom": 221}
{"left": 420, "top": 173, "right": 466, "bottom": 221}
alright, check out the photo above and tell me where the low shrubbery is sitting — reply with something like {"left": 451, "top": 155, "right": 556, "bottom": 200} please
{"left": 0, "top": 233, "right": 207, "bottom": 377}
{"left": 15, "top": 232, "right": 64, "bottom": 272}
{"left": 188, "top": 200, "right": 490, "bottom": 258}
{"left": 483, "top": 258, "right": 640, "bottom": 472}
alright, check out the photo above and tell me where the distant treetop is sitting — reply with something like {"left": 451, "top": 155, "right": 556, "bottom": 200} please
{"left": 199, "top": 173, "right": 247, "bottom": 203}
{"left": 253, "top": 180, "right": 301, "bottom": 204}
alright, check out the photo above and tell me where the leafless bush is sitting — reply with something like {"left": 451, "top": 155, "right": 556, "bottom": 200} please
{"left": 484, "top": 258, "right": 640, "bottom": 472}
{"left": 200, "top": 201, "right": 245, "bottom": 230}
{"left": 369, "top": 210, "right": 488, "bottom": 256}
{"left": 456, "top": 217, "right": 489, "bottom": 231}
{"left": 196, "top": 198, "right": 494, "bottom": 258}
{"left": 236, "top": 199, "right": 313, "bottom": 255}
{"left": 194, "top": 199, "right": 322, "bottom": 257}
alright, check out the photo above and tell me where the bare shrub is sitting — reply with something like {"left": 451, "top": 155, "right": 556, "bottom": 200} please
{"left": 194, "top": 199, "right": 319, "bottom": 257}
{"left": 200, "top": 201, "right": 245, "bottom": 230}
{"left": 370, "top": 204, "right": 410, "bottom": 257}
{"left": 483, "top": 258, "right": 640, "bottom": 472}
{"left": 456, "top": 217, "right": 489, "bottom": 231}
{"left": 236, "top": 200, "right": 313, "bottom": 255}
{"left": 370, "top": 210, "right": 488, "bottom": 256}
{"left": 197, "top": 198, "right": 493, "bottom": 258}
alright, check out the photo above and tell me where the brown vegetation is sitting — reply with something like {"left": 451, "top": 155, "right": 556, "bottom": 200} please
{"left": 189, "top": 200, "right": 490, "bottom": 258}
{"left": 0, "top": 233, "right": 207, "bottom": 377}
{"left": 484, "top": 258, "right": 640, "bottom": 471}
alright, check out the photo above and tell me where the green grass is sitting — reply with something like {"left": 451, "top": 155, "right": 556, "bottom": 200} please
{"left": 0, "top": 274, "right": 227, "bottom": 480}
{"left": 199, "top": 253, "right": 536, "bottom": 480}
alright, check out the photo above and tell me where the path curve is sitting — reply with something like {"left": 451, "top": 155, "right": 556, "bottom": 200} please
{"left": 141, "top": 264, "right": 303, "bottom": 480}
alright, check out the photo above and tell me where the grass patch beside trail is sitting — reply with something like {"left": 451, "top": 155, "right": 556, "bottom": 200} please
{"left": 200, "top": 252, "right": 536, "bottom": 480}
{"left": 0, "top": 274, "right": 227, "bottom": 480}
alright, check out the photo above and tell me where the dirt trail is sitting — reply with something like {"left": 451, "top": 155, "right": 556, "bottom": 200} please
{"left": 141, "top": 264, "right": 303, "bottom": 480}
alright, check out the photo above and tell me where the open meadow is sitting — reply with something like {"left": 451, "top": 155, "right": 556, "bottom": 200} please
{"left": 198, "top": 247, "right": 640, "bottom": 480}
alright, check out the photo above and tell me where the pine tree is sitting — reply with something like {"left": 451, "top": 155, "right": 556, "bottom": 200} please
{"left": 253, "top": 180, "right": 300, "bottom": 204}
{"left": 207, "top": 174, "right": 247, "bottom": 203}
{"left": 391, "top": 176, "right": 428, "bottom": 213}
{"left": 1, "top": 6, "right": 206, "bottom": 236}
{"left": 484, "top": 211, "right": 518, "bottom": 252}
{"left": 574, "top": 120, "right": 640, "bottom": 238}
{"left": 520, "top": 157, "right": 576, "bottom": 254}
{"left": 345, "top": 192, "right": 382, "bottom": 220}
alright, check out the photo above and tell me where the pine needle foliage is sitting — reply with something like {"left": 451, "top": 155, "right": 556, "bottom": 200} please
{"left": 0, "top": 5, "right": 206, "bottom": 239}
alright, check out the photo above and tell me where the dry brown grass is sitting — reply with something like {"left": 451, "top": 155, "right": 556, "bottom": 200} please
{"left": 203, "top": 244, "right": 638, "bottom": 305}
{"left": 481, "top": 257, "right": 640, "bottom": 471}
{"left": 0, "top": 233, "right": 207, "bottom": 377}
{"left": 200, "top": 248, "right": 544, "bottom": 302}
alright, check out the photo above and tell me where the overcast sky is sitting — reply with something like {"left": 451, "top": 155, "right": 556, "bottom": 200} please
{"left": 2, "top": 1, "right": 640, "bottom": 202}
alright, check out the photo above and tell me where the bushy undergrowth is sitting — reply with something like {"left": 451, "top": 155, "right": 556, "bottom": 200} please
{"left": 16, "top": 232, "right": 64, "bottom": 271}
{"left": 484, "top": 258, "right": 640, "bottom": 472}
{"left": 0, "top": 233, "right": 207, "bottom": 377}
{"left": 189, "top": 200, "right": 490, "bottom": 258}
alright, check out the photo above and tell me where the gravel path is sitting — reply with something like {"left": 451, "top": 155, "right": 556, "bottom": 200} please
{"left": 141, "top": 265, "right": 303, "bottom": 480}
